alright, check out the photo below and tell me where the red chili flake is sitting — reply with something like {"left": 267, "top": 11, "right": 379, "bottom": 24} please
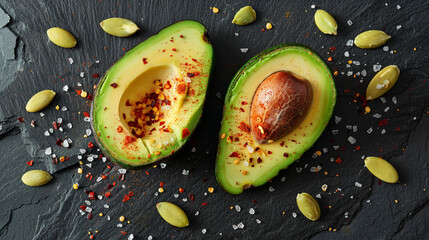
{"left": 283, "top": 153, "right": 289, "bottom": 157}
{"left": 26, "top": 160, "right": 34, "bottom": 166}
{"left": 182, "top": 128, "right": 190, "bottom": 138}
{"left": 261, "top": 28, "right": 266, "bottom": 32}
{"left": 267, "top": 151, "right": 273, "bottom": 154}
{"left": 201, "top": 202, "right": 208, "bottom": 206}
{"left": 142, "top": 58, "right": 148, "bottom": 64}
{"left": 335, "top": 158, "right": 342, "bottom": 164}
{"left": 119, "top": 174, "right": 125, "bottom": 181}
{"left": 88, "top": 191, "right": 96, "bottom": 200}
{"left": 179, "top": 188, "right": 184, "bottom": 193}
{"left": 327, "top": 56, "right": 333, "bottom": 62}
{"left": 355, "top": 146, "right": 361, "bottom": 150}
{"left": 128, "top": 191, "right": 134, "bottom": 197}
{"left": 92, "top": 73, "right": 100, "bottom": 78}
{"left": 110, "top": 83, "right": 118, "bottom": 88}
{"left": 280, "top": 141, "right": 285, "bottom": 147}
{"left": 87, "top": 94, "right": 93, "bottom": 101}
{"left": 159, "top": 182, "right": 165, "bottom": 187}
{"left": 252, "top": 200, "right": 258, "bottom": 204}
{"left": 87, "top": 212, "right": 93, "bottom": 220}
{"left": 122, "top": 195, "right": 130, "bottom": 202}
{"left": 189, "top": 194, "right": 195, "bottom": 201}
{"left": 105, "top": 192, "right": 111, "bottom": 198}
{"left": 343, "top": 89, "right": 351, "bottom": 93}
{"left": 177, "top": 83, "right": 187, "bottom": 94}
{"left": 55, "top": 138, "right": 63, "bottom": 146}
{"left": 76, "top": 90, "right": 82, "bottom": 95}
{"left": 101, "top": 174, "right": 107, "bottom": 179}
{"left": 88, "top": 142, "right": 94, "bottom": 148}
{"left": 80, "top": 205, "right": 87, "bottom": 211}
{"left": 17, "top": 117, "right": 24, "bottom": 123}
{"left": 83, "top": 112, "right": 90, "bottom": 117}
{"left": 106, "top": 184, "right": 113, "bottom": 190}
{"left": 192, "top": 58, "right": 198, "bottom": 63}
{"left": 329, "top": 46, "right": 337, "bottom": 51}
{"left": 395, "top": 126, "right": 402, "bottom": 132}
{"left": 52, "top": 156, "right": 58, "bottom": 164}
{"left": 121, "top": 231, "right": 127, "bottom": 235}
{"left": 180, "top": 35, "right": 184, "bottom": 38}
{"left": 229, "top": 152, "right": 239, "bottom": 158}
{"left": 257, "top": 157, "right": 262, "bottom": 163}
{"left": 378, "top": 118, "right": 388, "bottom": 126}
{"left": 145, "top": 171, "right": 149, "bottom": 175}
{"left": 172, "top": 48, "right": 176, "bottom": 51}
{"left": 52, "top": 122, "right": 58, "bottom": 129}
{"left": 378, "top": 179, "right": 382, "bottom": 185}
{"left": 90, "top": 235, "right": 94, "bottom": 239}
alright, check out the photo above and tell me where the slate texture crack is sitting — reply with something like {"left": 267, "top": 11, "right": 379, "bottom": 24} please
{"left": 391, "top": 197, "right": 429, "bottom": 238}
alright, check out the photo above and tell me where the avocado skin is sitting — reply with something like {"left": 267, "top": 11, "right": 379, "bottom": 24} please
{"left": 216, "top": 43, "right": 336, "bottom": 194}
{"left": 91, "top": 20, "right": 214, "bottom": 169}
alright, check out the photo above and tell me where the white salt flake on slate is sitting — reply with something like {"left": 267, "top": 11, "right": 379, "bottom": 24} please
{"left": 63, "top": 85, "right": 69, "bottom": 92}
{"left": 396, "top": 25, "right": 402, "bottom": 30}
{"left": 96, "top": 176, "right": 103, "bottom": 182}
{"left": 195, "top": 211, "right": 199, "bottom": 216}
{"left": 85, "top": 207, "right": 92, "bottom": 212}
{"left": 67, "top": 138, "right": 72, "bottom": 143}
{"left": 240, "top": 48, "right": 249, "bottom": 53}
{"left": 344, "top": 51, "right": 350, "bottom": 57}
{"left": 384, "top": 107, "right": 390, "bottom": 112}
{"left": 392, "top": 96, "right": 397, "bottom": 104}
{"left": 367, "top": 127, "right": 373, "bottom": 134}
{"left": 269, "top": 186, "right": 275, "bottom": 192}
{"left": 383, "top": 46, "right": 389, "bottom": 51}
{"left": 347, "top": 71, "right": 353, "bottom": 76}
{"left": 346, "top": 125, "right": 352, "bottom": 130}
{"left": 202, "top": 229, "right": 207, "bottom": 234}
{"left": 44, "top": 131, "right": 50, "bottom": 136}
{"left": 79, "top": 210, "right": 85, "bottom": 215}
{"left": 281, "top": 176, "right": 286, "bottom": 182}
{"left": 182, "top": 198, "right": 188, "bottom": 202}
{"left": 104, "top": 204, "right": 109, "bottom": 208}
{"left": 345, "top": 212, "right": 349, "bottom": 218}
{"left": 86, "top": 163, "right": 92, "bottom": 168}
{"left": 80, "top": 149, "right": 86, "bottom": 154}
{"left": 310, "top": 166, "right": 317, "bottom": 172}
{"left": 396, "top": 4, "right": 401, "bottom": 9}
{"left": 249, "top": 208, "right": 255, "bottom": 214}
{"left": 256, "top": 219, "right": 261, "bottom": 224}
{"left": 373, "top": 113, "right": 382, "bottom": 118}
{"left": 322, "top": 184, "right": 328, "bottom": 191}
{"left": 304, "top": 164, "right": 309, "bottom": 169}
{"left": 57, "top": 118, "right": 63, "bottom": 124}
{"left": 238, "top": 222, "right": 244, "bottom": 229}
{"left": 346, "top": 64, "right": 351, "bottom": 68}
{"left": 246, "top": 144, "right": 254, "bottom": 153}
{"left": 348, "top": 136, "right": 356, "bottom": 144}
{"left": 335, "top": 116, "right": 342, "bottom": 124}
{"left": 107, "top": 216, "right": 111, "bottom": 221}
{"left": 86, "top": 129, "right": 92, "bottom": 136}
{"left": 77, "top": 155, "right": 82, "bottom": 160}
{"left": 353, "top": 61, "right": 360, "bottom": 66}
{"left": 347, "top": 20, "right": 353, "bottom": 25}
{"left": 61, "top": 106, "right": 67, "bottom": 111}
{"left": 182, "top": 169, "right": 189, "bottom": 175}
{"left": 77, "top": 82, "right": 82, "bottom": 87}
{"left": 355, "top": 182, "right": 362, "bottom": 187}
{"left": 381, "top": 129, "right": 386, "bottom": 134}
{"left": 84, "top": 117, "right": 90, "bottom": 122}
{"left": 373, "top": 64, "right": 382, "bottom": 72}
{"left": 234, "top": 33, "right": 239, "bottom": 36}
{"left": 356, "top": 72, "right": 360, "bottom": 76}
{"left": 117, "top": 224, "right": 123, "bottom": 228}
{"left": 148, "top": 236, "right": 153, "bottom": 240}
{"left": 361, "top": 69, "right": 367, "bottom": 77}
{"left": 311, "top": 4, "right": 316, "bottom": 8}
{"left": 332, "top": 129, "right": 339, "bottom": 135}
{"left": 296, "top": 167, "right": 303, "bottom": 173}
{"left": 323, "top": 147, "right": 328, "bottom": 153}
{"left": 128, "top": 234, "right": 134, "bottom": 240}
{"left": 102, "top": 157, "right": 107, "bottom": 162}
{"left": 191, "top": 147, "right": 196, "bottom": 152}
{"left": 346, "top": 40, "right": 354, "bottom": 46}
{"left": 312, "top": 153, "right": 318, "bottom": 159}
{"left": 154, "top": 192, "right": 158, "bottom": 196}
{"left": 353, "top": 126, "right": 358, "bottom": 132}
{"left": 67, "top": 57, "right": 74, "bottom": 64}
{"left": 160, "top": 163, "right": 167, "bottom": 168}
{"left": 97, "top": 195, "right": 102, "bottom": 200}
{"left": 49, "top": 128, "right": 54, "bottom": 133}
{"left": 380, "top": 97, "right": 387, "bottom": 103}
{"left": 80, "top": 72, "right": 84, "bottom": 77}
{"left": 216, "top": 92, "right": 221, "bottom": 99}
{"left": 333, "top": 145, "right": 339, "bottom": 150}
{"left": 40, "top": 112, "right": 45, "bottom": 117}
{"left": 67, "top": 123, "right": 72, "bottom": 129}
{"left": 63, "top": 141, "right": 69, "bottom": 148}
{"left": 45, "top": 147, "right": 52, "bottom": 155}
{"left": 316, "top": 193, "right": 321, "bottom": 199}
{"left": 173, "top": 194, "right": 179, "bottom": 198}
{"left": 232, "top": 225, "right": 238, "bottom": 230}
{"left": 85, "top": 200, "right": 91, "bottom": 205}
{"left": 235, "top": 205, "right": 241, "bottom": 212}
{"left": 292, "top": 212, "right": 297, "bottom": 218}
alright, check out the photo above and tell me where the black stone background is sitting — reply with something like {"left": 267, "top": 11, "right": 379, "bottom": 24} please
{"left": 0, "top": 0, "right": 428, "bottom": 239}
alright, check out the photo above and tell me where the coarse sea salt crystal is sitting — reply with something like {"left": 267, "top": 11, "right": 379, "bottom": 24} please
{"left": 353, "top": 126, "right": 357, "bottom": 132}
{"left": 235, "top": 205, "right": 241, "bottom": 212}
{"left": 61, "top": 106, "right": 67, "bottom": 111}
{"left": 381, "top": 129, "right": 386, "bottom": 134}
{"left": 104, "top": 204, "right": 109, "bottom": 208}
{"left": 118, "top": 169, "right": 127, "bottom": 174}
{"left": 68, "top": 58, "right": 74, "bottom": 64}
{"left": 232, "top": 225, "right": 238, "bottom": 230}
{"left": 333, "top": 145, "right": 339, "bottom": 150}
{"left": 202, "top": 229, "right": 207, "bottom": 234}
{"left": 256, "top": 219, "right": 261, "bottom": 224}
{"left": 63, "top": 85, "right": 69, "bottom": 92}
{"left": 240, "top": 48, "right": 249, "bottom": 53}
{"left": 44, "top": 131, "right": 50, "bottom": 136}
{"left": 148, "top": 236, "right": 153, "bottom": 240}
{"left": 269, "top": 186, "right": 275, "bottom": 192}
{"left": 347, "top": 71, "right": 353, "bottom": 76}
{"left": 332, "top": 129, "right": 339, "bottom": 135}
{"left": 392, "top": 96, "right": 397, "bottom": 104}
{"left": 335, "top": 116, "right": 342, "bottom": 124}
{"left": 234, "top": 33, "right": 239, "bottom": 36}
{"left": 347, "top": 20, "right": 353, "bottom": 26}
{"left": 63, "top": 141, "right": 69, "bottom": 148}
{"left": 353, "top": 61, "right": 360, "bottom": 65}
{"left": 249, "top": 208, "right": 255, "bottom": 214}
{"left": 361, "top": 69, "right": 367, "bottom": 77}
{"left": 346, "top": 40, "right": 354, "bottom": 46}
{"left": 191, "top": 147, "right": 196, "bottom": 152}
{"left": 216, "top": 92, "right": 221, "bottom": 99}
{"left": 128, "top": 234, "right": 134, "bottom": 240}
{"left": 40, "top": 112, "right": 45, "bottom": 117}
{"left": 380, "top": 97, "right": 387, "bottom": 103}
{"left": 348, "top": 136, "right": 356, "bottom": 144}
{"left": 182, "top": 169, "right": 189, "bottom": 175}
{"left": 344, "top": 51, "right": 350, "bottom": 57}
{"left": 296, "top": 167, "right": 302, "bottom": 173}
{"left": 80, "top": 72, "right": 85, "bottom": 77}
{"left": 84, "top": 117, "right": 90, "bottom": 122}
{"left": 373, "top": 64, "right": 382, "bottom": 72}
{"left": 311, "top": 4, "right": 316, "bottom": 8}
{"left": 396, "top": 5, "right": 401, "bottom": 9}
{"left": 384, "top": 107, "right": 390, "bottom": 112}
{"left": 238, "top": 222, "right": 244, "bottom": 229}
{"left": 173, "top": 194, "right": 179, "bottom": 198}
{"left": 396, "top": 25, "right": 402, "bottom": 30}
{"left": 281, "top": 176, "right": 286, "bottom": 182}
{"left": 292, "top": 212, "right": 297, "bottom": 218}
{"left": 383, "top": 46, "right": 389, "bottom": 51}
{"left": 316, "top": 194, "right": 321, "bottom": 199}
{"left": 160, "top": 163, "right": 167, "bottom": 168}
{"left": 246, "top": 144, "right": 254, "bottom": 153}
{"left": 355, "top": 182, "right": 362, "bottom": 187}
{"left": 367, "top": 127, "right": 373, "bottom": 134}
{"left": 45, "top": 147, "right": 52, "bottom": 155}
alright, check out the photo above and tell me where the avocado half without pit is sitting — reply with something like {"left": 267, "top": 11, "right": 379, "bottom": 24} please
{"left": 215, "top": 44, "right": 336, "bottom": 194}
{"left": 91, "top": 21, "right": 213, "bottom": 168}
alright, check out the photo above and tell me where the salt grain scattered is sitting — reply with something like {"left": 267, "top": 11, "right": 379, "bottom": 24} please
{"left": 269, "top": 186, "right": 275, "bottom": 192}
{"left": 347, "top": 20, "right": 353, "bottom": 26}
{"left": 383, "top": 46, "right": 389, "bottom": 51}
{"left": 256, "top": 219, "right": 261, "bottom": 224}
{"left": 235, "top": 205, "right": 241, "bottom": 212}
{"left": 396, "top": 25, "right": 402, "bottom": 30}
{"left": 292, "top": 212, "right": 297, "bottom": 218}
{"left": 249, "top": 208, "right": 255, "bottom": 214}
{"left": 160, "top": 163, "right": 167, "bottom": 168}
{"left": 392, "top": 96, "right": 397, "bottom": 104}
{"left": 202, "top": 229, "right": 207, "bottom": 234}
{"left": 373, "top": 113, "right": 382, "bottom": 118}
{"left": 367, "top": 127, "right": 373, "bottom": 134}
{"left": 344, "top": 51, "right": 350, "bottom": 57}
{"left": 348, "top": 136, "right": 356, "bottom": 144}
{"left": 373, "top": 64, "right": 382, "bottom": 72}
{"left": 381, "top": 129, "right": 386, "bottom": 134}
{"left": 240, "top": 48, "right": 249, "bottom": 53}
{"left": 296, "top": 167, "right": 302, "bottom": 173}
{"left": 45, "top": 147, "right": 52, "bottom": 155}
{"left": 346, "top": 40, "right": 354, "bottom": 46}
{"left": 182, "top": 169, "right": 189, "bottom": 175}
{"left": 238, "top": 222, "right": 244, "bottom": 229}
{"left": 67, "top": 57, "right": 74, "bottom": 64}
{"left": 80, "top": 72, "right": 85, "bottom": 77}
{"left": 355, "top": 182, "right": 362, "bottom": 187}
{"left": 63, "top": 85, "right": 69, "bottom": 92}
{"left": 216, "top": 92, "right": 221, "bottom": 99}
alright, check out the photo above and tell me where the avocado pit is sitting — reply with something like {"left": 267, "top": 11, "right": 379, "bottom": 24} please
{"left": 250, "top": 71, "right": 312, "bottom": 144}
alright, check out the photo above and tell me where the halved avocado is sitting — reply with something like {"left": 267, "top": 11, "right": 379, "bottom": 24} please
{"left": 215, "top": 44, "right": 336, "bottom": 194}
{"left": 91, "top": 20, "right": 213, "bottom": 168}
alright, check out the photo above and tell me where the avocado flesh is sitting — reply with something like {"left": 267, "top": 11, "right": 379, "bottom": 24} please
{"left": 92, "top": 20, "right": 213, "bottom": 168}
{"left": 216, "top": 44, "right": 336, "bottom": 194}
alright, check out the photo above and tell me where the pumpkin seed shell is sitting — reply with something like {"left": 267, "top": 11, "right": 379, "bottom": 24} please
{"left": 26, "top": 90, "right": 56, "bottom": 112}
{"left": 366, "top": 65, "right": 400, "bottom": 100}
{"left": 47, "top": 27, "right": 77, "bottom": 48}
{"left": 314, "top": 9, "right": 338, "bottom": 35}
{"left": 296, "top": 192, "right": 321, "bottom": 221}
{"left": 100, "top": 18, "right": 140, "bottom": 37}
{"left": 156, "top": 202, "right": 189, "bottom": 227}
{"left": 22, "top": 170, "right": 53, "bottom": 186}
{"left": 354, "top": 30, "right": 391, "bottom": 49}
{"left": 365, "top": 157, "right": 399, "bottom": 183}
{"left": 232, "top": 6, "right": 256, "bottom": 26}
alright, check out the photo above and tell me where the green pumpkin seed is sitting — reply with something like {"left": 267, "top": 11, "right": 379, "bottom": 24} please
{"left": 26, "top": 90, "right": 56, "bottom": 112}
{"left": 354, "top": 30, "right": 391, "bottom": 49}
{"left": 156, "top": 202, "right": 189, "bottom": 227}
{"left": 22, "top": 170, "right": 53, "bottom": 186}
{"left": 364, "top": 157, "right": 399, "bottom": 183}
{"left": 232, "top": 6, "right": 256, "bottom": 26}
{"left": 100, "top": 18, "right": 140, "bottom": 37}
{"left": 366, "top": 65, "right": 400, "bottom": 100}
{"left": 314, "top": 9, "right": 338, "bottom": 35}
{"left": 47, "top": 27, "right": 77, "bottom": 48}
{"left": 296, "top": 192, "right": 321, "bottom": 221}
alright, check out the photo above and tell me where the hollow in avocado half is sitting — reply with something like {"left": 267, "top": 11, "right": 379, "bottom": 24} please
{"left": 215, "top": 44, "right": 336, "bottom": 194}
{"left": 91, "top": 20, "right": 213, "bottom": 168}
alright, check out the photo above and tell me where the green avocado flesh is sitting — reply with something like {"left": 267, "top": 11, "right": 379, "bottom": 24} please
{"left": 92, "top": 21, "right": 213, "bottom": 168}
{"left": 215, "top": 44, "right": 336, "bottom": 194}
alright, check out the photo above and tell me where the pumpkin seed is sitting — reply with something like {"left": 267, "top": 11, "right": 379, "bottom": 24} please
{"left": 46, "top": 27, "right": 77, "bottom": 48}
{"left": 232, "top": 6, "right": 256, "bottom": 26}
{"left": 26, "top": 90, "right": 56, "bottom": 112}
{"left": 364, "top": 157, "right": 399, "bottom": 183}
{"left": 354, "top": 30, "right": 391, "bottom": 49}
{"left": 296, "top": 192, "right": 321, "bottom": 221}
{"left": 314, "top": 9, "right": 338, "bottom": 35}
{"left": 156, "top": 202, "right": 189, "bottom": 227}
{"left": 21, "top": 170, "right": 53, "bottom": 186}
{"left": 366, "top": 65, "right": 400, "bottom": 100}
{"left": 100, "top": 18, "right": 140, "bottom": 37}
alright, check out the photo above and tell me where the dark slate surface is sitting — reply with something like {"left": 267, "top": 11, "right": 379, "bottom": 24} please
{"left": 0, "top": 0, "right": 428, "bottom": 239}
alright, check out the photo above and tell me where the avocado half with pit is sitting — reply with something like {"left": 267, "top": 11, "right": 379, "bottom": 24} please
{"left": 215, "top": 44, "right": 336, "bottom": 194}
{"left": 91, "top": 20, "right": 213, "bottom": 168}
